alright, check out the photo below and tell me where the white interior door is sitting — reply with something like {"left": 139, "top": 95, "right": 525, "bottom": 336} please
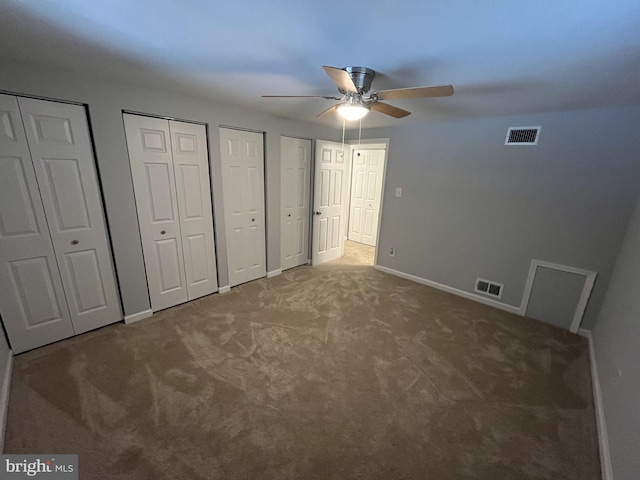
{"left": 281, "top": 136, "right": 311, "bottom": 271}
{"left": 219, "top": 128, "right": 266, "bottom": 287}
{"left": 312, "top": 140, "right": 348, "bottom": 265}
{"left": 0, "top": 94, "right": 75, "bottom": 353}
{"left": 348, "top": 148, "right": 386, "bottom": 247}
{"left": 169, "top": 120, "right": 218, "bottom": 300}
{"left": 18, "top": 97, "right": 121, "bottom": 336}
{"left": 124, "top": 114, "right": 188, "bottom": 311}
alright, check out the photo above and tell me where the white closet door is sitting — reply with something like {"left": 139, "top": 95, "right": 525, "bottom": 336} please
{"left": 124, "top": 114, "right": 188, "bottom": 311}
{"left": 281, "top": 136, "right": 311, "bottom": 271}
{"left": 219, "top": 128, "right": 266, "bottom": 287}
{"left": 169, "top": 120, "right": 218, "bottom": 300}
{"left": 18, "top": 97, "right": 121, "bottom": 334}
{"left": 0, "top": 94, "right": 75, "bottom": 353}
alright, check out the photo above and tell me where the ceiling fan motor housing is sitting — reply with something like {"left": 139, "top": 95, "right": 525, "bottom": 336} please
{"left": 345, "top": 66, "right": 376, "bottom": 94}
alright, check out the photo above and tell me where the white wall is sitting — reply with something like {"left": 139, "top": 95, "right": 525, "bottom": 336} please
{"left": 0, "top": 58, "right": 339, "bottom": 318}
{"left": 358, "top": 106, "right": 640, "bottom": 329}
{"left": 592, "top": 193, "right": 640, "bottom": 480}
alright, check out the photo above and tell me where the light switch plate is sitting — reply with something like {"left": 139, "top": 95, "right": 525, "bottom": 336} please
{"left": 396, "top": 187, "right": 402, "bottom": 198}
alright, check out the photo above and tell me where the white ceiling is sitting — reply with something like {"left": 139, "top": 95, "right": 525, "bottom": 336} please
{"left": 1, "top": 0, "right": 640, "bottom": 128}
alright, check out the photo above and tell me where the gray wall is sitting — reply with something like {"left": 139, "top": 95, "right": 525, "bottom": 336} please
{"left": 358, "top": 106, "right": 640, "bottom": 329}
{"left": 0, "top": 58, "right": 339, "bottom": 317}
{"left": 592, "top": 194, "right": 640, "bottom": 480}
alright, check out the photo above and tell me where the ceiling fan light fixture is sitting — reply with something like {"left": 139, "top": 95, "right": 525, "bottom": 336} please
{"left": 337, "top": 103, "right": 369, "bottom": 121}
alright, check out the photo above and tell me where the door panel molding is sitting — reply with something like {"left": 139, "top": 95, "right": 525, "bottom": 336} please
{"left": 220, "top": 127, "right": 267, "bottom": 287}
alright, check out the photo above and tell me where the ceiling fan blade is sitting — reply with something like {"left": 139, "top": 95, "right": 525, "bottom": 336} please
{"left": 322, "top": 66, "right": 358, "bottom": 93}
{"left": 317, "top": 105, "right": 339, "bottom": 117}
{"left": 376, "top": 85, "right": 454, "bottom": 101}
{"left": 370, "top": 102, "right": 411, "bottom": 118}
{"left": 262, "top": 95, "right": 342, "bottom": 100}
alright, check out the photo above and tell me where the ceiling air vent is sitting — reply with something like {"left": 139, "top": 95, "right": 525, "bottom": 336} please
{"left": 475, "top": 278, "right": 504, "bottom": 299}
{"left": 505, "top": 126, "right": 541, "bottom": 145}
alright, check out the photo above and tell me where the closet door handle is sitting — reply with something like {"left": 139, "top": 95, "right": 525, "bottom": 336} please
{"left": 160, "top": 230, "right": 166, "bottom": 235}
{"left": 71, "top": 240, "right": 79, "bottom": 245}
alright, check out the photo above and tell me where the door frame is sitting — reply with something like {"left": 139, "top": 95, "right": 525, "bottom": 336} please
{"left": 345, "top": 138, "right": 390, "bottom": 266}
{"left": 306, "top": 137, "right": 390, "bottom": 267}
{"left": 519, "top": 259, "right": 597, "bottom": 333}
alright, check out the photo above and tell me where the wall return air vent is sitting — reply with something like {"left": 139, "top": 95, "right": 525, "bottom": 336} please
{"left": 475, "top": 278, "right": 504, "bottom": 299}
{"left": 505, "top": 126, "right": 541, "bottom": 145}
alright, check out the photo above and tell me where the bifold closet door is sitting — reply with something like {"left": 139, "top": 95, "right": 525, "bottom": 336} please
{"left": 124, "top": 114, "right": 217, "bottom": 312}
{"left": 0, "top": 95, "right": 74, "bottom": 353}
{"left": 169, "top": 120, "right": 218, "bottom": 301}
{"left": 219, "top": 128, "right": 266, "bottom": 287}
{"left": 0, "top": 94, "right": 121, "bottom": 353}
{"left": 19, "top": 97, "right": 121, "bottom": 334}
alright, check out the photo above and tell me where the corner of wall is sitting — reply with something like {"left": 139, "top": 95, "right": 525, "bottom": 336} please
{"left": 0, "top": 348, "right": 13, "bottom": 453}
{"left": 579, "top": 328, "right": 614, "bottom": 480}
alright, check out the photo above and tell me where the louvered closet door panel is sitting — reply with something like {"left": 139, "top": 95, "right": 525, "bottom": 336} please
{"left": 124, "top": 114, "right": 188, "bottom": 311}
{"left": 0, "top": 94, "right": 74, "bottom": 353}
{"left": 18, "top": 97, "right": 121, "bottom": 334}
{"left": 169, "top": 120, "right": 218, "bottom": 300}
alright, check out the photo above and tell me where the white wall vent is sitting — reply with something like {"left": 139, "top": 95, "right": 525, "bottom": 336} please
{"left": 475, "top": 278, "right": 504, "bottom": 299}
{"left": 505, "top": 126, "right": 541, "bottom": 145}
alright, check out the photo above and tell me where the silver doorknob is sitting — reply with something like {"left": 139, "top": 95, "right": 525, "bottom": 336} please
{"left": 160, "top": 230, "right": 166, "bottom": 235}
{"left": 71, "top": 240, "right": 79, "bottom": 245}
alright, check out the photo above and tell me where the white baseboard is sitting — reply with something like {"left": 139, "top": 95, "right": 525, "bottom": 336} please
{"left": 374, "top": 265, "right": 521, "bottom": 315}
{"left": 267, "top": 269, "right": 282, "bottom": 278}
{"left": 579, "top": 328, "right": 613, "bottom": 480}
{"left": 124, "top": 309, "right": 153, "bottom": 325}
{"left": 0, "top": 349, "right": 13, "bottom": 453}
{"left": 218, "top": 285, "right": 231, "bottom": 294}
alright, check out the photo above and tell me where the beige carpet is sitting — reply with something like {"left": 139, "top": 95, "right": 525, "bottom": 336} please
{"left": 4, "top": 246, "right": 600, "bottom": 479}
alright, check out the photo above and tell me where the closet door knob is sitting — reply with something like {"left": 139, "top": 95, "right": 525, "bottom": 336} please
{"left": 71, "top": 240, "right": 79, "bottom": 245}
{"left": 160, "top": 230, "right": 166, "bottom": 235}
{"left": 251, "top": 218, "right": 255, "bottom": 222}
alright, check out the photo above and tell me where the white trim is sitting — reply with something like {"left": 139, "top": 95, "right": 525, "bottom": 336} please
{"left": 124, "top": 309, "right": 153, "bottom": 325}
{"left": 267, "top": 269, "right": 282, "bottom": 278}
{"left": 375, "top": 266, "right": 520, "bottom": 315}
{"left": 520, "top": 260, "right": 597, "bottom": 333}
{"left": 0, "top": 349, "right": 13, "bottom": 453}
{"left": 218, "top": 285, "right": 231, "bottom": 294}
{"left": 579, "top": 328, "right": 613, "bottom": 480}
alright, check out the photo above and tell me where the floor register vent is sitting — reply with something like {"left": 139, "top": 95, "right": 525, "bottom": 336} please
{"left": 475, "top": 278, "right": 504, "bottom": 299}
{"left": 505, "top": 126, "right": 540, "bottom": 145}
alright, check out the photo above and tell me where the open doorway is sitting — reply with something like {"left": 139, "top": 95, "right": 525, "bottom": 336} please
{"left": 310, "top": 139, "right": 388, "bottom": 268}
{"left": 345, "top": 143, "right": 387, "bottom": 265}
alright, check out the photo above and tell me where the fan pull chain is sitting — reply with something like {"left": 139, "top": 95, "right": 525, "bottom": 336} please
{"left": 341, "top": 118, "right": 346, "bottom": 160}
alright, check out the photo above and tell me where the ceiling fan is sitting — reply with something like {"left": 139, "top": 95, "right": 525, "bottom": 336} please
{"left": 262, "top": 66, "right": 454, "bottom": 121}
